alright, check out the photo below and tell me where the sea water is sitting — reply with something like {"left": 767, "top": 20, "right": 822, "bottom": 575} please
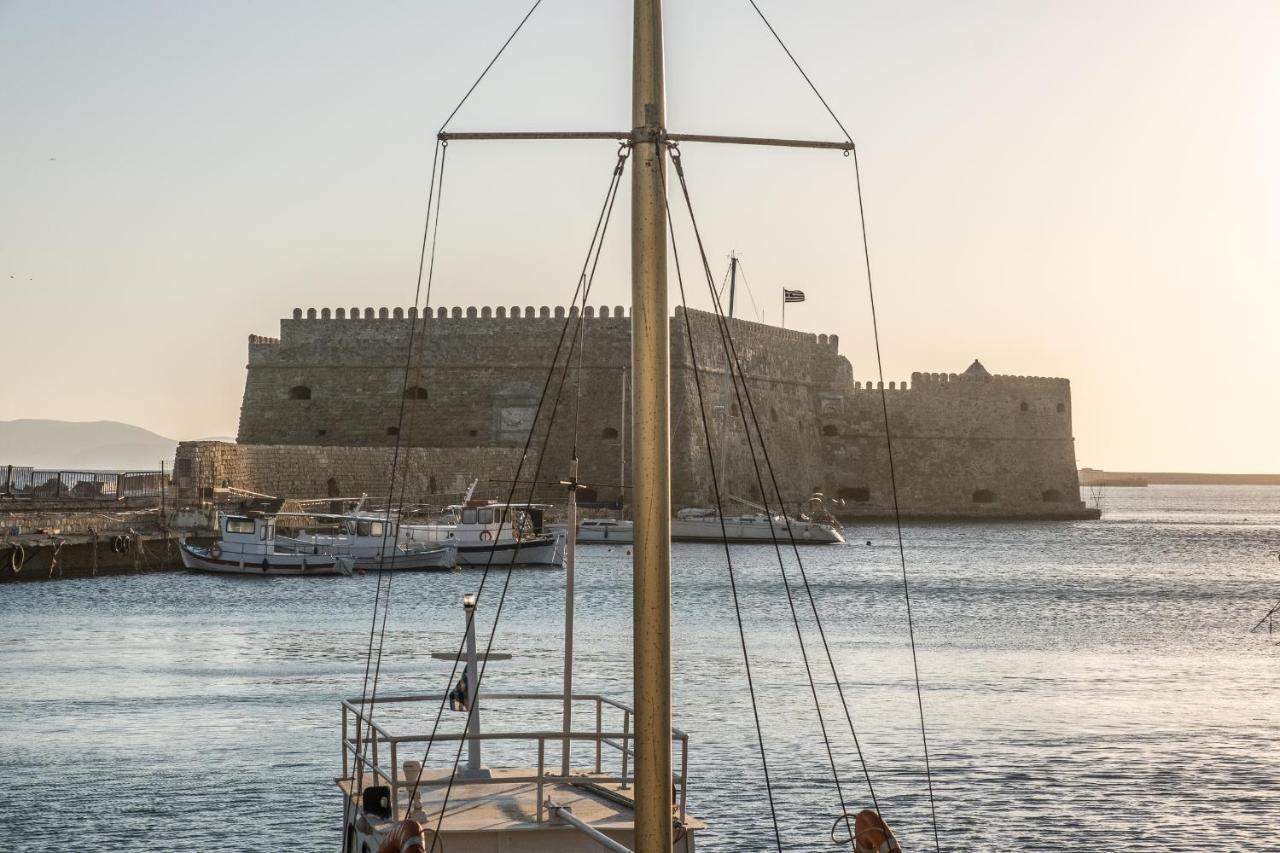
{"left": 1, "top": 486, "right": 1277, "bottom": 851}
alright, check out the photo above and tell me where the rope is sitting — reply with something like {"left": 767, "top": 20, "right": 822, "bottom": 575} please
{"left": 741, "top": 4, "right": 944, "bottom": 842}
{"left": 661, "top": 156, "right": 785, "bottom": 852}
{"left": 342, "top": 137, "right": 447, "bottom": 850}
{"left": 744, "top": 0, "right": 853, "bottom": 144}
{"left": 668, "top": 144, "right": 878, "bottom": 824}
{"left": 438, "top": 0, "right": 545, "bottom": 134}
{"left": 388, "top": 150, "right": 629, "bottom": 845}
{"left": 853, "top": 143, "right": 942, "bottom": 850}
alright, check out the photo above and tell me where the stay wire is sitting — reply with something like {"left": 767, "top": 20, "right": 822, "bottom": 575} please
{"left": 667, "top": 146, "right": 865, "bottom": 824}
{"left": 745, "top": 3, "right": 942, "bottom": 840}
{"left": 660, "top": 167, "right": 785, "bottom": 853}
{"left": 358, "top": 139, "right": 452, "bottom": 782}
{"left": 744, "top": 0, "right": 853, "bottom": 145}
{"left": 439, "top": 0, "right": 545, "bottom": 134}
{"left": 399, "top": 149, "right": 629, "bottom": 832}
{"left": 423, "top": 149, "right": 628, "bottom": 844}
{"left": 342, "top": 137, "right": 445, "bottom": 844}
{"left": 854, "top": 144, "right": 941, "bottom": 851}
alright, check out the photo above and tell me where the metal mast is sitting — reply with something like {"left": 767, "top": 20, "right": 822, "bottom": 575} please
{"left": 630, "top": 1, "right": 671, "bottom": 851}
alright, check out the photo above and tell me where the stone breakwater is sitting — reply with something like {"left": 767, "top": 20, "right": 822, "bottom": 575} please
{"left": 174, "top": 306, "right": 1094, "bottom": 520}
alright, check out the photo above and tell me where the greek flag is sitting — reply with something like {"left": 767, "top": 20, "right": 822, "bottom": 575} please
{"left": 783, "top": 288, "right": 806, "bottom": 303}
{"left": 449, "top": 671, "right": 469, "bottom": 712}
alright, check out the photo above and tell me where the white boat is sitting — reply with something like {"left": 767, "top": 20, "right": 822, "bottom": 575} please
{"left": 274, "top": 511, "right": 457, "bottom": 571}
{"left": 671, "top": 507, "right": 845, "bottom": 544}
{"left": 179, "top": 513, "right": 354, "bottom": 576}
{"left": 402, "top": 501, "right": 566, "bottom": 568}
{"left": 577, "top": 500, "right": 845, "bottom": 545}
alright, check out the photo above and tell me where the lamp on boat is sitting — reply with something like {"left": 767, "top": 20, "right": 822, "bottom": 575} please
{"left": 463, "top": 592, "right": 476, "bottom": 610}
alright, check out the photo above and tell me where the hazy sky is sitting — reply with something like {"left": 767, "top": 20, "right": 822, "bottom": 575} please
{"left": 2, "top": 1, "right": 1276, "bottom": 472}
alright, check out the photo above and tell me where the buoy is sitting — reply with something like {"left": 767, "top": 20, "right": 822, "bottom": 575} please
{"left": 210, "top": 543, "right": 223, "bottom": 559}
{"left": 377, "top": 818, "right": 426, "bottom": 853}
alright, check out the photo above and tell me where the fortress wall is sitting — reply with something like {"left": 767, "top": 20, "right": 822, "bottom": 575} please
{"left": 174, "top": 441, "right": 538, "bottom": 504}
{"left": 671, "top": 308, "right": 850, "bottom": 508}
{"left": 826, "top": 373, "right": 1085, "bottom": 516}
{"left": 217, "top": 307, "right": 1091, "bottom": 518}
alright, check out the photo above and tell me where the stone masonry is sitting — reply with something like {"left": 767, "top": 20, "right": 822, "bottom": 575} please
{"left": 175, "top": 305, "right": 1092, "bottom": 519}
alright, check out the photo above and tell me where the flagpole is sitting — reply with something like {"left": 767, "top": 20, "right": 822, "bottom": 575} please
{"left": 781, "top": 290, "right": 786, "bottom": 329}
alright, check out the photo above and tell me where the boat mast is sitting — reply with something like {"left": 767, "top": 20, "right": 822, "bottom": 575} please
{"left": 630, "top": 1, "right": 671, "bottom": 851}
{"left": 728, "top": 252, "right": 738, "bottom": 319}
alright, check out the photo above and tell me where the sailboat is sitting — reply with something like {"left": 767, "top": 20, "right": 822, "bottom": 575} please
{"left": 336, "top": 3, "right": 906, "bottom": 851}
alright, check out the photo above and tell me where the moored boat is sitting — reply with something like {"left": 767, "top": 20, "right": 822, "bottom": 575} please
{"left": 274, "top": 511, "right": 457, "bottom": 570}
{"left": 179, "top": 513, "right": 354, "bottom": 576}
{"left": 402, "top": 501, "right": 566, "bottom": 568}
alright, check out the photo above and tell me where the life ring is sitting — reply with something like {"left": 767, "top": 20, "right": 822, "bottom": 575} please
{"left": 849, "top": 809, "right": 900, "bottom": 853}
{"left": 479, "top": 530, "right": 493, "bottom": 542}
{"left": 111, "top": 535, "right": 127, "bottom": 553}
{"left": 377, "top": 818, "right": 425, "bottom": 853}
{"left": 9, "top": 544, "right": 24, "bottom": 574}
{"left": 210, "top": 543, "right": 223, "bottom": 559}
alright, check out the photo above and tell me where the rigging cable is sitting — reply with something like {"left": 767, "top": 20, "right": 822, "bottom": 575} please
{"left": 342, "top": 137, "right": 447, "bottom": 850}
{"left": 668, "top": 144, "right": 876, "bottom": 827}
{"left": 421, "top": 149, "right": 629, "bottom": 844}
{"left": 661, "top": 168, "right": 785, "bottom": 852}
{"left": 439, "top": 0, "right": 546, "bottom": 133}
{"left": 396, "top": 149, "right": 630, "bottom": 838}
{"left": 744, "top": 3, "right": 943, "bottom": 846}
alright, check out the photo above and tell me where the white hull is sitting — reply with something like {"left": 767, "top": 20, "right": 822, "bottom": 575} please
{"left": 275, "top": 534, "right": 457, "bottom": 571}
{"left": 179, "top": 540, "right": 353, "bottom": 576}
{"left": 454, "top": 534, "right": 565, "bottom": 567}
{"left": 576, "top": 517, "right": 844, "bottom": 545}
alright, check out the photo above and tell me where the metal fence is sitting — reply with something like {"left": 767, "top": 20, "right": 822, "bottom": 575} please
{"left": 1, "top": 466, "right": 166, "bottom": 501}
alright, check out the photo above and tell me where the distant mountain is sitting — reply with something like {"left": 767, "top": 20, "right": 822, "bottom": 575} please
{"left": 0, "top": 420, "right": 181, "bottom": 471}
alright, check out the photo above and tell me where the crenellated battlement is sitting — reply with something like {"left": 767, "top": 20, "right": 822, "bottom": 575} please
{"left": 290, "top": 305, "right": 633, "bottom": 321}
{"left": 851, "top": 372, "right": 1070, "bottom": 392}
{"left": 248, "top": 334, "right": 279, "bottom": 346}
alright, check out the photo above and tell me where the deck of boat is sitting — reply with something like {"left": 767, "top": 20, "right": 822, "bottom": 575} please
{"left": 340, "top": 767, "right": 702, "bottom": 851}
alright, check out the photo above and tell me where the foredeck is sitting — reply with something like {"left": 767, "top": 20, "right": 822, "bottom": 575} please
{"left": 338, "top": 692, "right": 700, "bottom": 851}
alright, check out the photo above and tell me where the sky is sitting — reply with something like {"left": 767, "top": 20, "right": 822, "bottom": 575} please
{"left": 1, "top": 0, "right": 1276, "bottom": 472}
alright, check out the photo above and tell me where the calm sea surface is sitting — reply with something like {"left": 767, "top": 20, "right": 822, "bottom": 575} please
{"left": 2, "top": 486, "right": 1278, "bottom": 851}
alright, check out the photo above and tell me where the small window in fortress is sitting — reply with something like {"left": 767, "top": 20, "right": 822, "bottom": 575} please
{"left": 1041, "top": 489, "right": 1063, "bottom": 502}
{"left": 428, "top": 476, "right": 438, "bottom": 494}
{"left": 1056, "top": 402, "right": 1066, "bottom": 413}
{"left": 405, "top": 386, "right": 429, "bottom": 400}
{"left": 821, "top": 424, "right": 839, "bottom": 437}
{"left": 289, "top": 385, "right": 311, "bottom": 400}
{"left": 317, "top": 429, "right": 327, "bottom": 437}
{"left": 387, "top": 426, "right": 399, "bottom": 436}
{"left": 1019, "top": 401, "right": 1029, "bottom": 412}
{"left": 972, "top": 489, "right": 996, "bottom": 504}
{"left": 838, "top": 487, "right": 870, "bottom": 502}
{"left": 602, "top": 427, "right": 619, "bottom": 440}
{"left": 770, "top": 407, "right": 778, "bottom": 423}
{"left": 468, "top": 429, "right": 478, "bottom": 437}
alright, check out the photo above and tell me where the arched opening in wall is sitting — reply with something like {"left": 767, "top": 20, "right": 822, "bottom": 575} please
{"left": 601, "top": 427, "right": 619, "bottom": 440}
{"left": 972, "top": 489, "right": 997, "bottom": 504}
{"left": 468, "top": 429, "right": 478, "bottom": 438}
{"left": 288, "top": 385, "right": 311, "bottom": 400}
{"left": 327, "top": 477, "right": 341, "bottom": 514}
{"left": 748, "top": 482, "right": 760, "bottom": 500}
{"left": 821, "top": 424, "right": 839, "bottom": 437}
{"left": 316, "top": 428, "right": 327, "bottom": 438}
{"left": 770, "top": 407, "right": 778, "bottom": 423}
{"left": 428, "top": 475, "right": 438, "bottom": 494}
{"left": 1056, "top": 402, "right": 1066, "bottom": 413}
{"left": 1019, "top": 401, "right": 1029, "bottom": 412}
{"left": 837, "top": 486, "right": 871, "bottom": 503}
{"left": 386, "top": 426, "right": 399, "bottom": 436}
{"left": 1041, "top": 489, "right": 1063, "bottom": 502}
{"left": 730, "top": 402, "right": 740, "bottom": 418}
{"left": 404, "top": 386, "right": 429, "bottom": 400}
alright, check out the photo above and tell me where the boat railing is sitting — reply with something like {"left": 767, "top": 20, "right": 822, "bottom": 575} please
{"left": 340, "top": 691, "right": 689, "bottom": 824}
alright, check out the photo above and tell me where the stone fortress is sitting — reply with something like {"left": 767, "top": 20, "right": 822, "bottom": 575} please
{"left": 175, "top": 304, "right": 1094, "bottom": 520}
